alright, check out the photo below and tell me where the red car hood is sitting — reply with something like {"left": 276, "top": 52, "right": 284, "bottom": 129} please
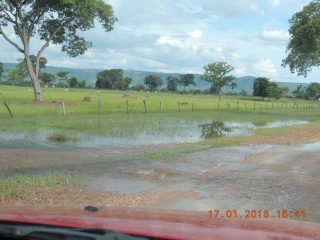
{"left": 0, "top": 206, "right": 319, "bottom": 240}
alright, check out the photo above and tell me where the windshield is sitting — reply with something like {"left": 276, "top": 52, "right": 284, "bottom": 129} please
{"left": 0, "top": 0, "right": 320, "bottom": 236}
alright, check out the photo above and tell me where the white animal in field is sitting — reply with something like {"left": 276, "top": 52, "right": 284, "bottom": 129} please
{"left": 65, "top": 88, "right": 69, "bottom": 91}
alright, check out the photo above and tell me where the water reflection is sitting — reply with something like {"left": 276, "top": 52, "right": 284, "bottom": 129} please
{"left": 200, "top": 121, "right": 232, "bottom": 139}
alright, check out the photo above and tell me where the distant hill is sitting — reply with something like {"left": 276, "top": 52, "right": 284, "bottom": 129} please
{"left": 2, "top": 63, "right": 310, "bottom": 93}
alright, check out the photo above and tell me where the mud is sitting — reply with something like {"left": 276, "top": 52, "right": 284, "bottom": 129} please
{"left": 1, "top": 139, "right": 319, "bottom": 223}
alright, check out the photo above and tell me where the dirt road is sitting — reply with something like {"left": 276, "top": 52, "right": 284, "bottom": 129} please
{"left": 1, "top": 139, "right": 319, "bottom": 223}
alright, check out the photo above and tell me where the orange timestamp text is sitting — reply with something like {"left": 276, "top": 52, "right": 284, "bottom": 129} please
{"left": 208, "top": 209, "right": 305, "bottom": 221}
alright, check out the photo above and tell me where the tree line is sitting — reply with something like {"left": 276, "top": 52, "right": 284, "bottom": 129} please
{"left": 0, "top": 0, "right": 319, "bottom": 101}
{"left": 0, "top": 57, "right": 86, "bottom": 89}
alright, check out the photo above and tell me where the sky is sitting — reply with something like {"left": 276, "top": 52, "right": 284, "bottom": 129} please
{"left": 0, "top": 0, "right": 319, "bottom": 83}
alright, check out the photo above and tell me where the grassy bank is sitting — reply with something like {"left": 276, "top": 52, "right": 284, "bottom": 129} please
{"left": 1, "top": 86, "right": 319, "bottom": 135}
{"left": 0, "top": 173, "right": 71, "bottom": 202}
{"left": 1, "top": 85, "right": 319, "bottom": 116}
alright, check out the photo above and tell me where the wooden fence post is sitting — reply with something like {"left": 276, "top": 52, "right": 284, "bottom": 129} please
{"left": 143, "top": 99, "right": 147, "bottom": 114}
{"left": 160, "top": 101, "right": 163, "bottom": 113}
{"left": 237, "top": 101, "right": 239, "bottom": 111}
{"left": 3, "top": 101, "right": 13, "bottom": 118}
{"left": 61, "top": 99, "right": 66, "bottom": 116}
{"left": 126, "top": 100, "right": 129, "bottom": 114}
{"left": 254, "top": 101, "right": 256, "bottom": 111}
{"left": 217, "top": 102, "right": 219, "bottom": 111}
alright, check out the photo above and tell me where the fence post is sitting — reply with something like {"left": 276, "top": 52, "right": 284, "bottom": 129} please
{"left": 237, "top": 101, "right": 239, "bottom": 111}
{"left": 126, "top": 100, "right": 129, "bottom": 114}
{"left": 143, "top": 99, "right": 147, "bottom": 114}
{"left": 160, "top": 100, "right": 163, "bottom": 113}
{"left": 217, "top": 102, "right": 219, "bottom": 111}
{"left": 3, "top": 101, "right": 13, "bottom": 118}
{"left": 61, "top": 99, "right": 66, "bottom": 116}
{"left": 254, "top": 101, "right": 256, "bottom": 111}
{"left": 178, "top": 102, "right": 181, "bottom": 112}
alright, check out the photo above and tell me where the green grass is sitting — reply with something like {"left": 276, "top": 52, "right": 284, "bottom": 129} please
{"left": 0, "top": 85, "right": 319, "bottom": 137}
{"left": 133, "top": 143, "right": 208, "bottom": 161}
{"left": 47, "top": 133, "right": 78, "bottom": 142}
{"left": 0, "top": 173, "right": 71, "bottom": 201}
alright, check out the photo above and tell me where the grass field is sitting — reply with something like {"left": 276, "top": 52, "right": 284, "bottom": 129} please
{"left": 0, "top": 85, "right": 319, "bottom": 136}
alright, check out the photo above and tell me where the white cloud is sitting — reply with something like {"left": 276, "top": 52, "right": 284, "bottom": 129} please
{"left": 188, "top": 29, "right": 203, "bottom": 38}
{"left": 231, "top": 53, "right": 240, "bottom": 60}
{"left": 201, "top": 0, "right": 263, "bottom": 17}
{"left": 255, "top": 59, "right": 277, "bottom": 76}
{"left": 258, "top": 29, "right": 289, "bottom": 46}
{"left": 269, "top": 0, "right": 281, "bottom": 7}
{"left": 234, "top": 65, "right": 246, "bottom": 76}
{"left": 156, "top": 36, "right": 184, "bottom": 49}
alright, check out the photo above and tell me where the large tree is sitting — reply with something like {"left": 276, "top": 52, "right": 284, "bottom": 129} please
{"left": 253, "top": 77, "right": 270, "bottom": 99}
{"left": 96, "top": 69, "right": 124, "bottom": 89}
{"left": 179, "top": 74, "right": 196, "bottom": 90}
{"left": 282, "top": 0, "right": 320, "bottom": 77}
{"left": 144, "top": 75, "right": 163, "bottom": 91}
{"left": 56, "top": 70, "right": 69, "bottom": 87}
{"left": 202, "top": 61, "right": 236, "bottom": 101}
{"left": 0, "top": 0, "right": 117, "bottom": 101}
{"left": 167, "top": 76, "right": 178, "bottom": 92}
{"left": 40, "top": 72, "right": 55, "bottom": 86}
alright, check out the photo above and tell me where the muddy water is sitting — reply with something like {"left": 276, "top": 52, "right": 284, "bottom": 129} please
{"left": 83, "top": 143, "right": 320, "bottom": 223}
{"left": 0, "top": 120, "right": 308, "bottom": 148}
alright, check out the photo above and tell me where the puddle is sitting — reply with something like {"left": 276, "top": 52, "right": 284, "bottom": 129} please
{"left": 85, "top": 177, "right": 157, "bottom": 194}
{"left": 0, "top": 120, "right": 308, "bottom": 148}
{"left": 302, "top": 142, "right": 320, "bottom": 152}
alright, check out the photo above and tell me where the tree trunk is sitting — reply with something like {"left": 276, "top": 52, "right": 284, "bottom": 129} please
{"left": 25, "top": 50, "right": 43, "bottom": 102}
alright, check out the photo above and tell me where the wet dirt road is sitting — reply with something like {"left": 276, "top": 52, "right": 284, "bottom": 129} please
{"left": 81, "top": 143, "right": 320, "bottom": 223}
{"left": 1, "top": 142, "right": 320, "bottom": 222}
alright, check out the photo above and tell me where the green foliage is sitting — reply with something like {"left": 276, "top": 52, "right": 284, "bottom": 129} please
{"left": 266, "top": 82, "right": 282, "bottom": 99}
{"left": 40, "top": 72, "right": 56, "bottom": 85}
{"left": 131, "top": 84, "right": 145, "bottom": 91}
{"left": 202, "top": 61, "right": 236, "bottom": 100}
{"left": 306, "top": 82, "right": 320, "bottom": 99}
{"left": 0, "top": 0, "right": 117, "bottom": 101}
{"left": 144, "top": 75, "right": 163, "bottom": 91}
{"left": 167, "top": 76, "right": 178, "bottom": 92}
{"left": 240, "top": 89, "right": 248, "bottom": 96}
{"left": 293, "top": 85, "right": 307, "bottom": 99}
{"left": 253, "top": 77, "right": 282, "bottom": 99}
{"left": 8, "top": 68, "right": 26, "bottom": 86}
{"left": 178, "top": 74, "right": 196, "bottom": 90}
{"left": 95, "top": 69, "right": 131, "bottom": 90}
{"left": 68, "top": 77, "right": 79, "bottom": 88}
{"left": 119, "top": 77, "right": 132, "bottom": 90}
{"left": 253, "top": 77, "right": 270, "bottom": 98}
{"left": 56, "top": 71, "right": 69, "bottom": 87}
{"left": 282, "top": 0, "right": 320, "bottom": 76}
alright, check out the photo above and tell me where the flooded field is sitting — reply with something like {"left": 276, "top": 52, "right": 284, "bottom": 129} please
{"left": 0, "top": 119, "right": 308, "bottom": 148}
{"left": 1, "top": 117, "right": 319, "bottom": 223}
